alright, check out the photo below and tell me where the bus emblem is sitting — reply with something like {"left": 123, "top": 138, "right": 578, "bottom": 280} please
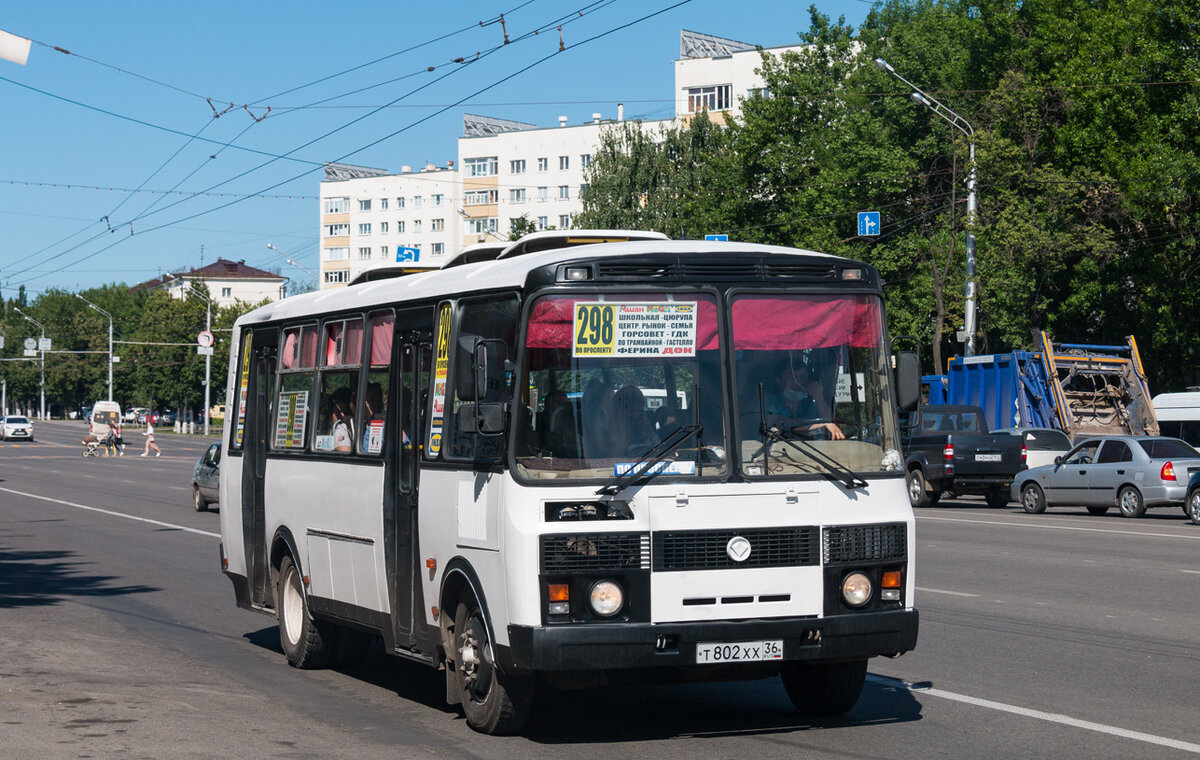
{"left": 726, "top": 536, "right": 752, "bottom": 563}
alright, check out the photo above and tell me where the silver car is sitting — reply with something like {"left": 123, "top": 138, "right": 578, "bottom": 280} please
{"left": 1012, "top": 436, "right": 1200, "bottom": 517}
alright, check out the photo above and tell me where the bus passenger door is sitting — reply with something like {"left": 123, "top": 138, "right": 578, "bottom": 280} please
{"left": 389, "top": 320, "right": 431, "bottom": 650}
{"left": 243, "top": 330, "right": 278, "bottom": 608}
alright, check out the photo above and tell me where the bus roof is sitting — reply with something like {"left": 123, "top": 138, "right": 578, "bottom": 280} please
{"left": 234, "top": 240, "right": 854, "bottom": 328}
{"left": 1153, "top": 392, "right": 1200, "bottom": 420}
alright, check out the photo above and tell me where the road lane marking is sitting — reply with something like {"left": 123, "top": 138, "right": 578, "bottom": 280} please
{"left": 1180, "top": 569, "right": 1200, "bottom": 575}
{"left": 915, "top": 587, "right": 979, "bottom": 597}
{"left": 0, "top": 486, "right": 219, "bottom": 538}
{"left": 867, "top": 674, "right": 1200, "bottom": 754}
{"left": 917, "top": 515, "right": 1200, "bottom": 541}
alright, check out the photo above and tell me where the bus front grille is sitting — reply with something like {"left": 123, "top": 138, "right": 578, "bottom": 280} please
{"left": 822, "top": 523, "right": 907, "bottom": 565}
{"left": 540, "top": 533, "right": 650, "bottom": 572}
{"left": 652, "top": 527, "right": 819, "bottom": 571}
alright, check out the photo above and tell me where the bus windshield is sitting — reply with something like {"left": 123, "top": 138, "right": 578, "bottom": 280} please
{"left": 730, "top": 293, "right": 901, "bottom": 477}
{"left": 515, "top": 292, "right": 726, "bottom": 481}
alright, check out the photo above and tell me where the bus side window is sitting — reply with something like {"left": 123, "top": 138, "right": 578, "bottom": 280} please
{"left": 445, "top": 294, "right": 519, "bottom": 463}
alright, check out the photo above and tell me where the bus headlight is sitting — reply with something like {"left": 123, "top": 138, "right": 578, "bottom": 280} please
{"left": 841, "top": 572, "right": 872, "bottom": 607}
{"left": 589, "top": 580, "right": 624, "bottom": 617}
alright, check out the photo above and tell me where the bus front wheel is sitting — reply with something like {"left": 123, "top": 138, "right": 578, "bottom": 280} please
{"left": 452, "top": 598, "right": 533, "bottom": 735}
{"left": 781, "top": 659, "right": 867, "bottom": 717}
{"left": 277, "top": 556, "right": 332, "bottom": 669}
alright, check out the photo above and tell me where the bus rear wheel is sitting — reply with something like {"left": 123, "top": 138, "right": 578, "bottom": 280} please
{"left": 452, "top": 598, "right": 533, "bottom": 735}
{"left": 781, "top": 659, "right": 867, "bottom": 716}
{"left": 277, "top": 556, "right": 331, "bottom": 669}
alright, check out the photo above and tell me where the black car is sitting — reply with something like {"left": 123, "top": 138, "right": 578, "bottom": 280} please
{"left": 192, "top": 442, "right": 221, "bottom": 512}
{"left": 1187, "top": 471, "right": 1200, "bottom": 525}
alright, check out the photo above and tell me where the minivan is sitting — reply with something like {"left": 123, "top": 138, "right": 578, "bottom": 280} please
{"left": 90, "top": 400, "right": 123, "bottom": 437}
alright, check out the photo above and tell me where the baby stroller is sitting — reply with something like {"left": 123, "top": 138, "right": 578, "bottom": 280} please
{"left": 81, "top": 434, "right": 103, "bottom": 458}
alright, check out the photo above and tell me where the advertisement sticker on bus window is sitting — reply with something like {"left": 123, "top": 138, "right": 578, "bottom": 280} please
{"left": 573, "top": 302, "right": 697, "bottom": 357}
{"left": 613, "top": 460, "right": 697, "bottom": 476}
{"left": 235, "top": 332, "right": 252, "bottom": 447}
{"left": 365, "top": 419, "right": 384, "bottom": 454}
{"left": 273, "top": 390, "right": 308, "bottom": 449}
{"left": 428, "top": 303, "right": 452, "bottom": 456}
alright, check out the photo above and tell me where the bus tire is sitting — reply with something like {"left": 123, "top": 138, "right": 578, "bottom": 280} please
{"left": 1117, "top": 486, "right": 1145, "bottom": 518}
{"left": 277, "top": 555, "right": 332, "bottom": 669}
{"left": 452, "top": 598, "right": 533, "bottom": 735}
{"left": 781, "top": 659, "right": 868, "bottom": 717}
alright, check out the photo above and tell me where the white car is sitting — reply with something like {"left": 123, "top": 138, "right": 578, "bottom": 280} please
{"left": 1, "top": 415, "right": 34, "bottom": 441}
{"left": 994, "top": 427, "right": 1072, "bottom": 469}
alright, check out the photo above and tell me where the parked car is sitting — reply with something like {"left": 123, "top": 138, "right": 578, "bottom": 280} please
{"left": 125, "top": 407, "right": 148, "bottom": 423}
{"left": 192, "top": 442, "right": 221, "bottom": 512}
{"left": 901, "top": 404, "right": 1027, "bottom": 508}
{"left": 1, "top": 415, "right": 34, "bottom": 441}
{"left": 1013, "top": 436, "right": 1200, "bottom": 517}
{"left": 994, "top": 427, "right": 1072, "bottom": 469}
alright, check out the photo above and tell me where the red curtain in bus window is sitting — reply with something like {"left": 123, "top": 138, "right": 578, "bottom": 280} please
{"left": 369, "top": 312, "right": 394, "bottom": 366}
{"left": 344, "top": 319, "right": 363, "bottom": 365}
{"left": 300, "top": 326, "right": 318, "bottom": 368}
{"left": 731, "top": 294, "right": 882, "bottom": 349}
{"left": 281, "top": 328, "right": 300, "bottom": 369}
{"left": 526, "top": 295, "right": 720, "bottom": 349}
{"left": 325, "top": 322, "right": 343, "bottom": 365}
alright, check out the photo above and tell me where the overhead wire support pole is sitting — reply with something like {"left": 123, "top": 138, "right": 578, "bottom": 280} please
{"left": 75, "top": 294, "right": 114, "bottom": 402}
{"left": 14, "top": 307, "right": 46, "bottom": 420}
{"left": 874, "top": 58, "right": 979, "bottom": 357}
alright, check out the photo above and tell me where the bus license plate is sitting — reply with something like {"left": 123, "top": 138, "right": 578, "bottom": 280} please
{"left": 975, "top": 453, "right": 1001, "bottom": 462}
{"left": 695, "top": 640, "right": 783, "bottom": 664}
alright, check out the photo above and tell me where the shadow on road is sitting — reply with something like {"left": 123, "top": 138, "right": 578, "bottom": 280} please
{"left": 0, "top": 544, "right": 159, "bottom": 608}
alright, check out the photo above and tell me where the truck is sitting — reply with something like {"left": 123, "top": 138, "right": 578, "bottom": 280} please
{"left": 901, "top": 404, "right": 1027, "bottom": 508}
{"left": 923, "top": 332, "right": 1158, "bottom": 439}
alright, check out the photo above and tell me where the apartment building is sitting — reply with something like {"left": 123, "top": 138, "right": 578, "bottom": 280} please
{"left": 317, "top": 30, "right": 803, "bottom": 288}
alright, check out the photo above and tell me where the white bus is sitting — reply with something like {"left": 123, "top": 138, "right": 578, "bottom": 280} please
{"left": 1153, "top": 391, "right": 1200, "bottom": 447}
{"left": 218, "top": 236, "right": 921, "bottom": 734}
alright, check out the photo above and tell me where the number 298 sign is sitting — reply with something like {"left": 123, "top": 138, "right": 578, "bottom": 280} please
{"left": 572, "top": 301, "right": 697, "bottom": 358}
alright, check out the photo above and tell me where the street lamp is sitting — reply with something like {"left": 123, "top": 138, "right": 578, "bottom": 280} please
{"left": 13, "top": 306, "right": 45, "bottom": 420}
{"left": 166, "top": 275, "right": 214, "bottom": 436}
{"left": 267, "top": 243, "right": 318, "bottom": 280}
{"left": 75, "top": 294, "right": 114, "bottom": 402}
{"left": 874, "top": 57, "right": 979, "bottom": 357}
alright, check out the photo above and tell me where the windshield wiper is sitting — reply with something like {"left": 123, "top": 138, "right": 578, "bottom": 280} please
{"left": 595, "top": 424, "right": 702, "bottom": 496}
{"left": 762, "top": 424, "right": 869, "bottom": 490}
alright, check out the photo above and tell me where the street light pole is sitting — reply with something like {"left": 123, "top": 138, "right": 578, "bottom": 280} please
{"left": 165, "top": 275, "right": 214, "bottom": 435}
{"left": 75, "top": 294, "right": 114, "bottom": 402}
{"left": 874, "top": 57, "right": 979, "bottom": 357}
{"left": 267, "top": 243, "right": 318, "bottom": 282}
{"left": 14, "top": 307, "right": 45, "bottom": 420}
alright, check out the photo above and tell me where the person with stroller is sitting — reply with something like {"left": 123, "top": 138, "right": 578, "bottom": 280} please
{"left": 104, "top": 419, "right": 126, "bottom": 456}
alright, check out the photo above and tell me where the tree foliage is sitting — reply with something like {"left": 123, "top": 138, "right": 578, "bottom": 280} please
{"left": 578, "top": 0, "right": 1200, "bottom": 389}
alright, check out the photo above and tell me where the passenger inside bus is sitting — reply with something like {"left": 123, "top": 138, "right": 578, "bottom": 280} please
{"left": 613, "top": 384, "right": 657, "bottom": 454}
{"left": 327, "top": 388, "right": 355, "bottom": 453}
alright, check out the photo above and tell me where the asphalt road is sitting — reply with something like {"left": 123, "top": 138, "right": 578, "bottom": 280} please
{"left": 2, "top": 421, "right": 1199, "bottom": 759}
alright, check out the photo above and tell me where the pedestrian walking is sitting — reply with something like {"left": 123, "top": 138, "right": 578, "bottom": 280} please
{"left": 106, "top": 419, "right": 126, "bottom": 456}
{"left": 141, "top": 421, "right": 161, "bottom": 457}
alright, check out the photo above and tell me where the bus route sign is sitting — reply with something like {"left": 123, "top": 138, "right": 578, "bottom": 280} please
{"left": 572, "top": 302, "right": 696, "bottom": 358}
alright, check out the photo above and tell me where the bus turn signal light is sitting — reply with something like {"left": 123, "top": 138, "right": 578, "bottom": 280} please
{"left": 881, "top": 571, "right": 902, "bottom": 588}
{"left": 548, "top": 584, "right": 570, "bottom": 602}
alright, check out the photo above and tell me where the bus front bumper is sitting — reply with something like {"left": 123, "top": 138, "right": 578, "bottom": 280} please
{"left": 503, "top": 609, "right": 918, "bottom": 672}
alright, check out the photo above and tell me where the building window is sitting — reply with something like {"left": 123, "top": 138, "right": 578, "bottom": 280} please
{"left": 464, "top": 189, "right": 498, "bottom": 205}
{"left": 558, "top": 185, "right": 569, "bottom": 200}
{"left": 358, "top": 223, "right": 371, "bottom": 234}
{"left": 559, "top": 155, "right": 570, "bottom": 170}
{"left": 221, "top": 287, "right": 232, "bottom": 298}
{"left": 381, "top": 246, "right": 389, "bottom": 258}
{"left": 687, "top": 84, "right": 732, "bottom": 112}
{"left": 359, "top": 247, "right": 372, "bottom": 259}
{"left": 413, "top": 195, "right": 422, "bottom": 208}
{"left": 325, "top": 223, "right": 349, "bottom": 237}
{"left": 537, "top": 186, "right": 548, "bottom": 202}
{"left": 324, "top": 270, "right": 349, "bottom": 284}
{"left": 431, "top": 193, "right": 444, "bottom": 206}
{"left": 397, "top": 197, "right": 405, "bottom": 208}
{"left": 359, "top": 199, "right": 372, "bottom": 211}
{"left": 537, "top": 216, "right": 548, "bottom": 231}
{"left": 559, "top": 215, "right": 570, "bottom": 229}
{"left": 380, "top": 198, "right": 389, "bottom": 210}
{"left": 464, "top": 156, "right": 498, "bottom": 177}
{"left": 397, "top": 220, "right": 405, "bottom": 233}
{"left": 323, "top": 197, "right": 349, "bottom": 214}
{"left": 432, "top": 242, "right": 444, "bottom": 255}
{"left": 509, "top": 159, "right": 526, "bottom": 174}
{"left": 537, "top": 157, "right": 549, "bottom": 172}
{"left": 580, "top": 183, "right": 590, "bottom": 195}
{"left": 414, "top": 220, "right": 422, "bottom": 233}
{"left": 380, "top": 221, "right": 389, "bottom": 234}
{"left": 323, "top": 247, "right": 349, "bottom": 261}
{"left": 509, "top": 188, "right": 527, "bottom": 203}
{"left": 431, "top": 218, "right": 445, "bottom": 232}
{"left": 580, "top": 154, "right": 591, "bottom": 168}
{"left": 466, "top": 217, "right": 498, "bottom": 234}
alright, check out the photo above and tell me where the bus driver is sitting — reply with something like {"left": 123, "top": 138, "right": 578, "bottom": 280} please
{"left": 765, "top": 356, "right": 844, "bottom": 440}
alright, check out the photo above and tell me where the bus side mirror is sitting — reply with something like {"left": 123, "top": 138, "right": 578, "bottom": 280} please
{"left": 896, "top": 350, "right": 920, "bottom": 412}
{"left": 458, "top": 403, "right": 506, "bottom": 435}
{"left": 456, "top": 336, "right": 507, "bottom": 402}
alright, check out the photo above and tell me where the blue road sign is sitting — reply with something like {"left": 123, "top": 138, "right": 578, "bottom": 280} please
{"left": 704, "top": 234, "right": 729, "bottom": 241}
{"left": 857, "top": 211, "right": 880, "bottom": 236}
{"left": 396, "top": 246, "right": 421, "bottom": 262}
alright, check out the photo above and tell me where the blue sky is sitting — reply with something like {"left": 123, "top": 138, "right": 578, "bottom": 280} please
{"left": 0, "top": 0, "right": 873, "bottom": 295}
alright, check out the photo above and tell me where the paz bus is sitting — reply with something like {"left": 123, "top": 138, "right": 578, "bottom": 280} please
{"left": 217, "top": 233, "right": 921, "bottom": 734}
